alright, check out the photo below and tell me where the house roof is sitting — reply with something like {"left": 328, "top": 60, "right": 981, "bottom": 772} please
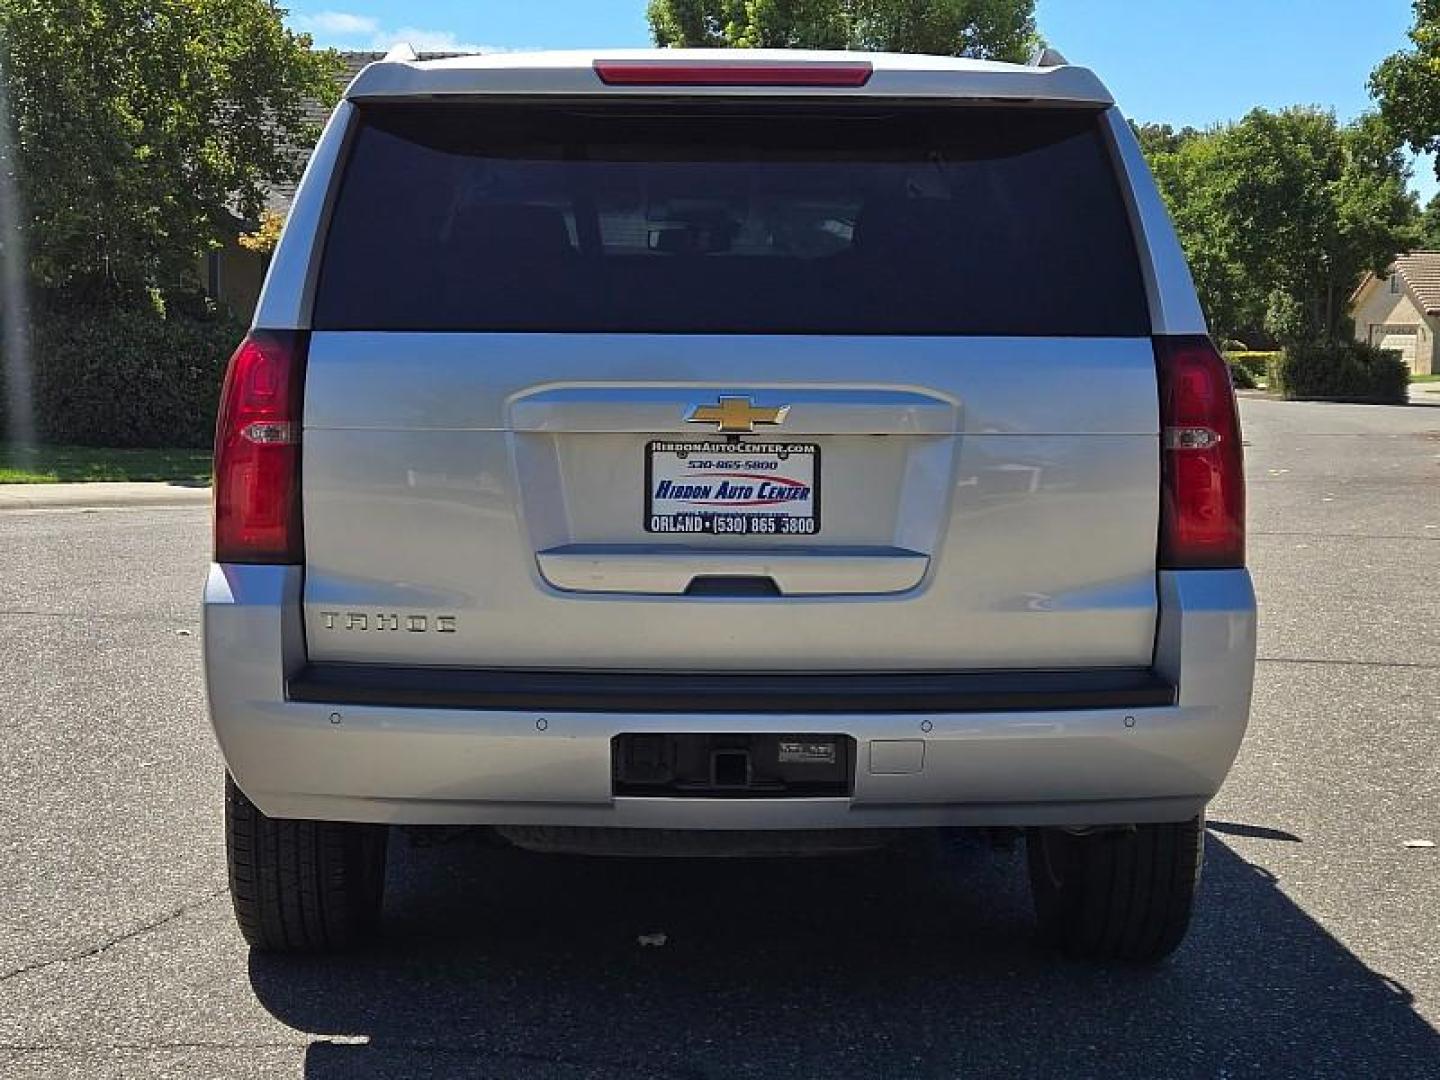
{"left": 1389, "top": 251, "right": 1440, "bottom": 316}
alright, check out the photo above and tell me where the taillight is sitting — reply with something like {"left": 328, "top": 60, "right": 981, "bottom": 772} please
{"left": 593, "top": 60, "right": 873, "bottom": 87}
{"left": 1155, "top": 335, "right": 1245, "bottom": 568}
{"left": 213, "top": 330, "right": 308, "bottom": 563}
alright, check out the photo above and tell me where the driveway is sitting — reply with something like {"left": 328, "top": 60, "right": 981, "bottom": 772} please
{"left": 0, "top": 397, "right": 1437, "bottom": 1078}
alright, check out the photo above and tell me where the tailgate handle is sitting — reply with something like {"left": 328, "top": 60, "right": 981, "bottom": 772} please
{"left": 685, "top": 575, "right": 782, "bottom": 597}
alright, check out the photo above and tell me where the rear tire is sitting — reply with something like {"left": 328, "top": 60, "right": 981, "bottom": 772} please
{"left": 225, "top": 773, "right": 388, "bottom": 952}
{"left": 1027, "top": 817, "right": 1204, "bottom": 963}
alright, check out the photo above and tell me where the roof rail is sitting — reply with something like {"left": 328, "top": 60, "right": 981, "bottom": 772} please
{"left": 1027, "top": 46, "right": 1069, "bottom": 67}
{"left": 382, "top": 42, "right": 418, "bottom": 63}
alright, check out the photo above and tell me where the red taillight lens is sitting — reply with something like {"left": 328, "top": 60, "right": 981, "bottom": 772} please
{"left": 593, "top": 60, "right": 873, "bottom": 87}
{"left": 213, "top": 330, "right": 307, "bottom": 563}
{"left": 1155, "top": 335, "right": 1245, "bottom": 568}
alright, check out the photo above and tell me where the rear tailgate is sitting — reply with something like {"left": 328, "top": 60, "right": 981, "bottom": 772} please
{"left": 298, "top": 97, "right": 1159, "bottom": 671}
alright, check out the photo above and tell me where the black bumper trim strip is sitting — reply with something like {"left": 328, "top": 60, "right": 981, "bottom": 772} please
{"left": 287, "top": 665, "right": 1177, "bottom": 714}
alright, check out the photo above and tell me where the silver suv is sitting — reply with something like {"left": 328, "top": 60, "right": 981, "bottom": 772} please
{"left": 204, "top": 48, "right": 1255, "bottom": 962}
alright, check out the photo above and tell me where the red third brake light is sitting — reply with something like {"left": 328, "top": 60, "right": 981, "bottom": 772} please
{"left": 593, "top": 59, "right": 873, "bottom": 87}
{"left": 213, "top": 330, "right": 308, "bottom": 563}
{"left": 1155, "top": 335, "right": 1246, "bottom": 569}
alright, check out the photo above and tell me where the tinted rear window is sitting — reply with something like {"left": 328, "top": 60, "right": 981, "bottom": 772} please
{"left": 314, "top": 103, "right": 1148, "bottom": 336}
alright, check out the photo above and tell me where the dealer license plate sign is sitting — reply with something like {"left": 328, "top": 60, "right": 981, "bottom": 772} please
{"left": 646, "top": 441, "right": 820, "bottom": 535}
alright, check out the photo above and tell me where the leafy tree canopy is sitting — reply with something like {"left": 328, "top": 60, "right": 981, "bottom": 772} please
{"left": 647, "top": 0, "right": 1038, "bottom": 62}
{"left": 1129, "top": 121, "right": 1200, "bottom": 159}
{"left": 0, "top": 0, "right": 341, "bottom": 306}
{"left": 1418, "top": 192, "right": 1440, "bottom": 248}
{"left": 1138, "top": 108, "right": 1417, "bottom": 345}
{"left": 238, "top": 209, "right": 286, "bottom": 256}
{"left": 1371, "top": 0, "right": 1440, "bottom": 165}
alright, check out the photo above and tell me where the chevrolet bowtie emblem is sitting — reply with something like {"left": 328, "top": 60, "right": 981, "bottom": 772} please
{"left": 685, "top": 396, "right": 790, "bottom": 433}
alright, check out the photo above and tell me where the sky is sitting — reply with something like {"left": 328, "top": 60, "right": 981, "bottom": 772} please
{"left": 284, "top": 0, "right": 1437, "bottom": 199}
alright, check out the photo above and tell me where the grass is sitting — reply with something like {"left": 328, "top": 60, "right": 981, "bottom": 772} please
{"left": 1411, "top": 373, "right": 1440, "bottom": 383}
{"left": 0, "top": 445, "right": 212, "bottom": 485}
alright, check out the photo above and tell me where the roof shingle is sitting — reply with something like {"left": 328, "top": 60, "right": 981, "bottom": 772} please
{"left": 1391, "top": 251, "right": 1440, "bottom": 316}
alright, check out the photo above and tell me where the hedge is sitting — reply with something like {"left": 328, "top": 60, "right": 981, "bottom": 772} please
{"left": 1226, "top": 351, "right": 1279, "bottom": 380}
{"left": 1267, "top": 341, "right": 1409, "bottom": 405}
{"left": 1225, "top": 358, "right": 1258, "bottom": 389}
{"left": 1, "top": 307, "right": 244, "bottom": 448}
{"left": 1222, "top": 351, "right": 1279, "bottom": 391}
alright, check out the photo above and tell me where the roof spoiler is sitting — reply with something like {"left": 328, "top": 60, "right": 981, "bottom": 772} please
{"left": 1027, "top": 46, "right": 1069, "bottom": 67}
{"left": 345, "top": 50, "right": 1113, "bottom": 106}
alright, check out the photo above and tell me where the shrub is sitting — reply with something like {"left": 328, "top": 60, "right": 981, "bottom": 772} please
{"left": 1226, "top": 358, "right": 1258, "bottom": 389}
{"left": 1, "top": 306, "right": 244, "bottom": 448}
{"left": 1225, "top": 351, "right": 1280, "bottom": 381}
{"left": 1267, "top": 341, "right": 1409, "bottom": 404}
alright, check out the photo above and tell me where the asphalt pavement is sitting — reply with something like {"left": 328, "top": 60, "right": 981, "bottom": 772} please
{"left": 0, "top": 397, "right": 1437, "bottom": 1078}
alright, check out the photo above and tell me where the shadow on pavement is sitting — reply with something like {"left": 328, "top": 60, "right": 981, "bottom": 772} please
{"left": 1205, "top": 819, "right": 1303, "bottom": 843}
{"left": 249, "top": 829, "right": 1439, "bottom": 1078}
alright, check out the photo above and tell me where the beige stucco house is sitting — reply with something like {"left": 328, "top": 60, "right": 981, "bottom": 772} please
{"left": 1351, "top": 251, "right": 1440, "bottom": 375}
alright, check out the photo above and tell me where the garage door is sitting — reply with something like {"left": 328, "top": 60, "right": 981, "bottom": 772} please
{"left": 1375, "top": 327, "right": 1419, "bottom": 370}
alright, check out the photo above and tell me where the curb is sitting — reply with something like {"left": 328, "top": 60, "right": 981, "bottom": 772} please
{"left": 0, "top": 482, "right": 212, "bottom": 511}
{"left": 1236, "top": 389, "right": 1440, "bottom": 407}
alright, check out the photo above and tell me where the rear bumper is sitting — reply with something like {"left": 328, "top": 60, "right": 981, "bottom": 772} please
{"left": 203, "top": 565, "right": 1255, "bottom": 828}
{"left": 287, "top": 663, "right": 1177, "bottom": 713}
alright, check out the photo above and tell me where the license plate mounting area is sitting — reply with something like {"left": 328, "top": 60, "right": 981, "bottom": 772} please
{"left": 645, "top": 440, "right": 819, "bottom": 536}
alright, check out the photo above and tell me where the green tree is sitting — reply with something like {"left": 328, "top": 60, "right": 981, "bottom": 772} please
{"left": 1138, "top": 108, "right": 1417, "bottom": 345}
{"left": 0, "top": 0, "right": 341, "bottom": 306}
{"left": 647, "top": 0, "right": 1038, "bottom": 61}
{"left": 1371, "top": 0, "right": 1440, "bottom": 166}
{"left": 1418, "top": 193, "right": 1440, "bottom": 247}
{"left": 1142, "top": 126, "right": 1260, "bottom": 341}
{"left": 238, "top": 209, "right": 286, "bottom": 256}
{"left": 1129, "top": 120, "right": 1199, "bottom": 159}
{"left": 1322, "top": 111, "right": 1423, "bottom": 334}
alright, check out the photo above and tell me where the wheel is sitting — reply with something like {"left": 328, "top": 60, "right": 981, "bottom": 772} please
{"left": 1026, "top": 816, "right": 1204, "bottom": 963}
{"left": 225, "top": 773, "right": 388, "bottom": 952}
